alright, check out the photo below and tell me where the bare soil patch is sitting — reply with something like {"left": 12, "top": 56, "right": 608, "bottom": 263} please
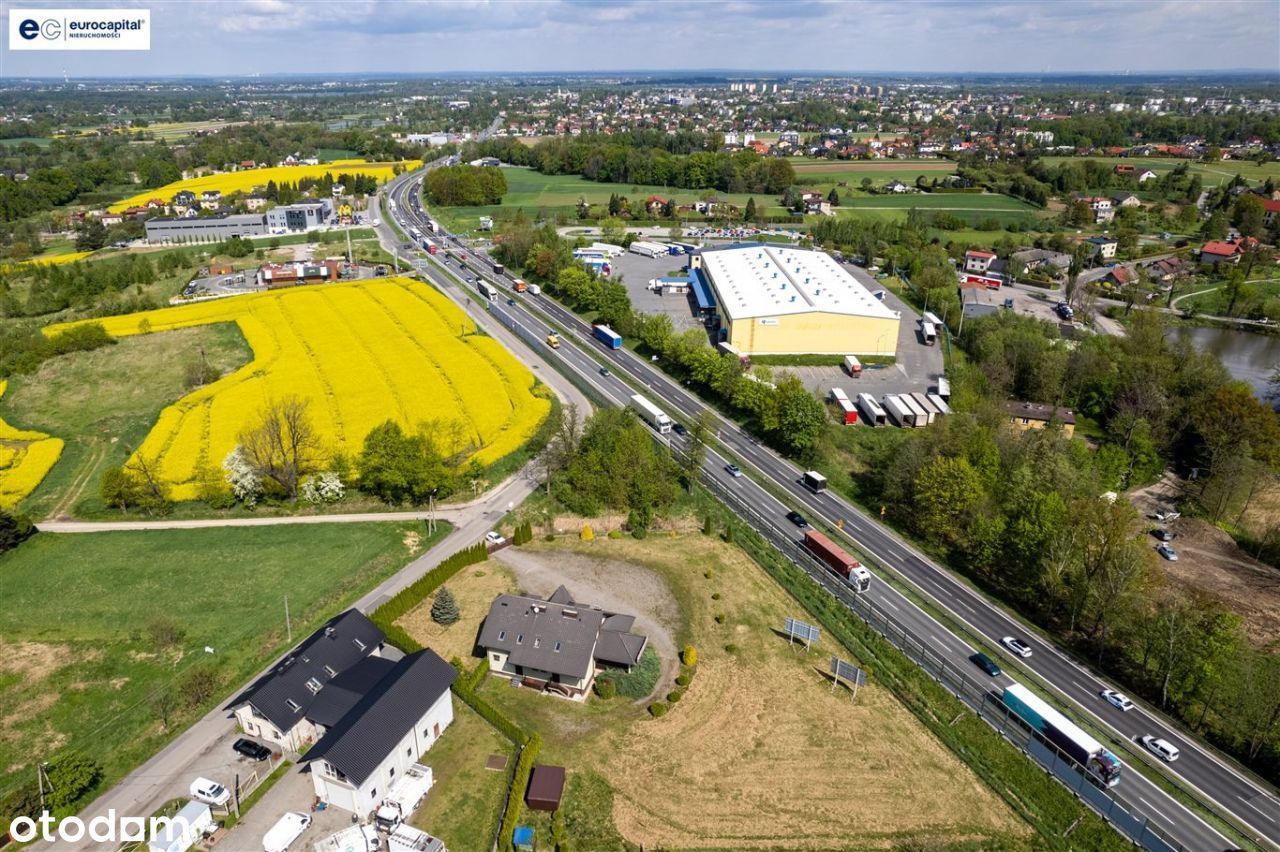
{"left": 0, "top": 639, "right": 70, "bottom": 682}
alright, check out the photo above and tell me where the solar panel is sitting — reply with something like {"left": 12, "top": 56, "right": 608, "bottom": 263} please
{"left": 830, "top": 657, "right": 867, "bottom": 687}
{"left": 784, "top": 617, "right": 820, "bottom": 644}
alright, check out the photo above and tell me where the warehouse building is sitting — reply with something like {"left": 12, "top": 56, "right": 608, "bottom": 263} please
{"left": 266, "top": 199, "right": 334, "bottom": 232}
{"left": 692, "top": 244, "right": 899, "bottom": 356}
{"left": 144, "top": 213, "right": 266, "bottom": 244}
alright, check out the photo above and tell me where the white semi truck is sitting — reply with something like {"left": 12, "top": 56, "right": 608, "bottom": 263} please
{"left": 374, "top": 764, "right": 434, "bottom": 832}
{"left": 629, "top": 394, "right": 673, "bottom": 433}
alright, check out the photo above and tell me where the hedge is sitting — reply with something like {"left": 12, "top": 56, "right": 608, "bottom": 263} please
{"left": 369, "top": 541, "right": 490, "bottom": 652}
{"left": 499, "top": 733, "right": 542, "bottom": 851}
{"left": 454, "top": 680, "right": 529, "bottom": 746}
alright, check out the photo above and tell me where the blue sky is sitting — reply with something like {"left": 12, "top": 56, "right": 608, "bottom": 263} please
{"left": 2, "top": 0, "right": 1278, "bottom": 77}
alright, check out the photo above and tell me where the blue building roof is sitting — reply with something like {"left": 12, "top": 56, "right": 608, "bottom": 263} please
{"left": 690, "top": 268, "right": 716, "bottom": 311}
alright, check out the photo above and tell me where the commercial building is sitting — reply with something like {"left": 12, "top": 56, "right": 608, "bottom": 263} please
{"left": 258, "top": 260, "right": 343, "bottom": 289}
{"left": 692, "top": 244, "right": 899, "bottom": 356}
{"left": 266, "top": 199, "right": 334, "bottom": 232}
{"left": 144, "top": 213, "right": 266, "bottom": 244}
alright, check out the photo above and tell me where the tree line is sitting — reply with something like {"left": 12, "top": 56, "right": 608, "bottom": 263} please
{"left": 423, "top": 165, "right": 507, "bottom": 207}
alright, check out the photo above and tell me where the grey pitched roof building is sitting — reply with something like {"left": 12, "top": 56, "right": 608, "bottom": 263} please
{"left": 228, "top": 609, "right": 385, "bottom": 733}
{"left": 477, "top": 586, "right": 647, "bottom": 681}
{"left": 303, "top": 650, "right": 456, "bottom": 786}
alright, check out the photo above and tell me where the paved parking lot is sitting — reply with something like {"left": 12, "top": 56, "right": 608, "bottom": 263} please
{"left": 608, "top": 250, "right": 707, "bottom": 333}
{"left": 219, "top": 759, "right": 356, "bottom": 851}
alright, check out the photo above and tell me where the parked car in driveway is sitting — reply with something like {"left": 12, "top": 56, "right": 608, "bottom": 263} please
{"left": 1141, "top": 735, "right": 1180, "bottom": 762}
{"left": 1000, "top": 636, "right": 1032, "bottom": 658}
{"left": 971, "top": 652, "right": 1002, "bottom": 677}
{"left": 484, "top": 531, "right": 506, "bottom": 546}
{"left": 232, "top": 738, "right": 271, "bottom": 761}
{"left": 190, "top": 777, "right": 230, "bottom": 807}
{"left": 1152, "top": 528, "right": 1175, "bottom": 542}
{"left": 1156, "top": 543, "right": 1178, "bottom": 561}
{"left": 1101, "top": 689, "right": 1134, "bottom": 712}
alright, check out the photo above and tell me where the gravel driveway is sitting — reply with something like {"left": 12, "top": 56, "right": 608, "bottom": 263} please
{"left": 494, "top": 548, "right": 682, "bottom": 702}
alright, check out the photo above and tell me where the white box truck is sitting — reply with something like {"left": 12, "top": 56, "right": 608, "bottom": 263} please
{"left": 312, "top": 825, "right": 379, "bottom": 852}
{"left": 263, "top": 812, "right": 311, "bottom": 852}
{"left": 927, "top": 393, "right": 952, "bottom": 416}
{"left": 843, "top": 354, "right": 862, "bottom": 377}
{"left": 802, "top": 470, "right": 828, "bottom": 493}
{"left": 374, "top": 764, "right": 434, "bottom": 831}
{"left": 629, "top": 394, "right": 673, "bottom": 433}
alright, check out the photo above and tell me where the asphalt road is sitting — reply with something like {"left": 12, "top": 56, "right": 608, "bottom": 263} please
{"left": 385, "top": 167, "right": 1280, "bottom": 851}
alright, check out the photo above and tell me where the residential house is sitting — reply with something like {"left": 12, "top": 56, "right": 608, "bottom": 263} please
{"left": 303, "top": 650, "right": 456, "bottom": 816}
{"left": 478, "top": 586, "right": 648, "bottom": 699}
{"left": 227, "top": 609, "right": 387, "bottom": 752}
{"left": 1141, "top": 255, "right": 1190, "bottom": 286}
{"left": 1103, "top": 264, "right": 1137, "bottom": 290}
{"left": 1263, "top": 199, "right": 1280, "bottom": 226}
{"left": 778, "top": 131, "right": 801, "bottom": 146}
{"left": 99, "top": 212, "right": 124, "bottom": 227}
{"left": 1112, "top": 192, "right": 1142, "bottom": 209}
{"left": 1199, "top": 237, "right": 1252, "bottom": 265}
{"left": 1077, "top": 195, "right": 1114, "bottom": 224}
{"left": 1011, "top": 248, "right": 1072, "bottom": 279}
{"left": 963, "top": 249, "right": 996, "bottom": 274}
{"left": 1004, "top": 401, "right": 1076, "bottom": 438}
{"left": 645, "top": 195, "right": 669, "bottom": 216}
{"left": 200, "top": 190, "right": 222, "bottom": 211}
{"left": 1087, "top": 236, "right": 1119, "bottom": 261}
{"left": 244, "top": 197, "right": 268, "bottom": 212}
{"left": 172, "top": 190, "right": 197, "bottom": 214}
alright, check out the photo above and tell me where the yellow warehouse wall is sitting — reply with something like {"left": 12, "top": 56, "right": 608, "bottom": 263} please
{"left": 727, "top": 312, "right": 899, "bottom": 356}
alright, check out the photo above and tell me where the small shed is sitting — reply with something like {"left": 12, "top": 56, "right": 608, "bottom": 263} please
{"left": 525, "top": 764, "right": 566, "bottom": 812}
{"left": 147, "top": 800, "right": 212, "bottom": 852}
{"left": 512, "top": 826, "right": 535, "bottom": 851}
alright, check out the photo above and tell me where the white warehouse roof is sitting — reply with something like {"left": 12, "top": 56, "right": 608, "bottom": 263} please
{"left": 700, "top": 245, "right": 897, "bottom": 321}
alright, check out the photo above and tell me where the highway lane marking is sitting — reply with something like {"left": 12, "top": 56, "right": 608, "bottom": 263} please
{"left": 1238, "top": 795, "right": 1278, "bottom": 823}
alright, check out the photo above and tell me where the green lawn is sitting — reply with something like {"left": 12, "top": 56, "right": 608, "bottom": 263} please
{"left": 0, "top": 521, "right": 448, "bottom": 809}
{"left": 791, "top": 160, "right": 958, "bottom": 188}
{"left": 411, "top": 700, "right": 511, "bottom": 849}
{"left": 430, "top": 167, "right": 788, "bottom": 231}
{"left": 0, "top": 137, "right": 52, "bottom": 148}
{"left": 2, "top": 323, "right": 253, "bottom": 520}
{"left": 1039, "top": 155, "right": 1280, "bottom": 187}
{"left": 839, "top": 192, "right": 1039, "bottom": 211}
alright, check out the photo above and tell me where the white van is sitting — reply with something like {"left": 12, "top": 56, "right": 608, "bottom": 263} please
{"left": 189, "top": 776, "right": 230, "bottom": 807}
{"left": 1141, "top": 735, "right": 1179, "bottom": 762}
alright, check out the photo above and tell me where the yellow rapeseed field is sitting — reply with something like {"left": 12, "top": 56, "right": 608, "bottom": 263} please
{"left": 46, "top": 278, "right": 550, "bottom": 501}
{"left": 108, "top": 159, "right": 420, "bottom": 213}
{"left": 0, "top": 381, "right": 65, "bottom": 509}
{"left": 1, "top": 250, "right": 97, "bottom": 272}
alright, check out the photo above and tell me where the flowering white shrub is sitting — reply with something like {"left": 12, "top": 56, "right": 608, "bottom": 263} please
{"left": 301, "top": 471, "right": 345, "bottom": 504}
{"left": 223, "top": 447, "right": 262, "bottom": 506}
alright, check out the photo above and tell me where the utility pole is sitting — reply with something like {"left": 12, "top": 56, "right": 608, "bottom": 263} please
{"left": 284, "top": 595, "right": 292, "bottom": 643}
{"left": 37, "top": 762, "right": 50, "bottom": 813}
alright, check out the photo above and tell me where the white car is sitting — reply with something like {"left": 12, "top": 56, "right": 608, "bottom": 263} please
{"left": 1156, "top": 543, "right": 1178, "bottom": 562}
{"left": 1101, "top": 689, "right": 1134, "bottom": 712}
{"left": 1141, "top": 735, "right": 1180, "bottom": 762}
{"left": 484, "top": 531, "right": 506, "bottom": 546}
{"left": 189, "top": 776, "right": 230, "bottom": 807}
{"left": 1001, "top": 636, "right": 1032, "bottom": 658}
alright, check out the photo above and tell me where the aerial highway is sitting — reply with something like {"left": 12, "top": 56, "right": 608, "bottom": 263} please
{"left": 380, "top": 166, "right": 1280, "bottom": 852}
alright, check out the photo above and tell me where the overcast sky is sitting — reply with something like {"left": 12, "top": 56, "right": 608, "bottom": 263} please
{"left": 2, "top": 0, "right": 1278, "bottom": 78}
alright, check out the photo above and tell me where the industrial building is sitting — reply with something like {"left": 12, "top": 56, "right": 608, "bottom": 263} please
{"left": 692, "top": 244, "right": 899, "bottom": 356}
{"left": 266, "top": 199, "right": 334, "bottom": 232}
{"left": 144, "top": 213, "right": 267, "bottom": 244}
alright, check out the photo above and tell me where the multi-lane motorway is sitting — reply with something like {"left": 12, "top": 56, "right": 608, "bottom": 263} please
{"left": 380, "top": 167, "right": 1280, "bottom": 852}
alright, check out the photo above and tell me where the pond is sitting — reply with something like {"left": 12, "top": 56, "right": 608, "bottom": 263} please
{"left": 1167, "top": 325, "right": 1280, "bottom": 403}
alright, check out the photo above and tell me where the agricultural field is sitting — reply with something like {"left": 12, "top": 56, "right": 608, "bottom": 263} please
{"left": 1039, "top": 156, "right": 1280, "bottom": 188}
{"left": 108, "top": 159, "right": 420, "bottom": 212}
{"left": 0, "top": 521, "right": 445, "bottom": 811}
{"left": 431, "top": 166, "right": 789, "bottom": 231}
{"left": 0, "top": 382, "right": 63, "bottom": 508}
{"left": 0, "top": 324, "right": 252, "bottom": 519}
{"left": 46, "top": 278, "right": 551, "bottom": 502}
{"left": 411, "top": 533, "right": 1029, "bottom": 849}
{"left": 792, "top": 158, "right": 958, "bottom": 188}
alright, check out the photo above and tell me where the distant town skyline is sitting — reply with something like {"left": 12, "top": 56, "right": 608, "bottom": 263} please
{"left": 2, "top": 0, "right": 1278, "bottom": 78}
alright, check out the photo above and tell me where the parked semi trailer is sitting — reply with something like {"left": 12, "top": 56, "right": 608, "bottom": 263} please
{"left": 803, "top": 529, "right": 871, "bottom": 592}
{"left": 857, "top": 393, "right": 887, "bottom": 427}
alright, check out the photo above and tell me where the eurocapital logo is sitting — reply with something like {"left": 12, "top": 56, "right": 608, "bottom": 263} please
{"left": 9, "top": 8, "right": 150, "bottom": 51}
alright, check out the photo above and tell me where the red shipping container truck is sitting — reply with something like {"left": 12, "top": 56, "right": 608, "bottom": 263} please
{"left": 803, "top": 529, "right": 871, "bottom": 591}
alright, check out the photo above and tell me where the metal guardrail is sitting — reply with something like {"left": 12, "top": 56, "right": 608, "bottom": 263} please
{"left": 702, "top": 473, "right": 1185, "bottom": 852}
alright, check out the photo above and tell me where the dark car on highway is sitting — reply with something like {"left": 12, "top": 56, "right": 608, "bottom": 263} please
{"left": 971, "top": 652, "right": 1002, "bottom": 677}
{"left": 672, "top": 423, "right": 687, "bottom": 436}
{"left": 785, "top": 511, "right": 809, "bottom": 528}
{"left": 233, "top": 738, "right": 271, "bottom": 761}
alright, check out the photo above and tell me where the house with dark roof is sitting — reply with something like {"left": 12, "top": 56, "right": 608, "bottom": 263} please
{"left": 1004, "top": 401, "right": 1076, "bottom": 438}
{"left": 477, "top": 587, "right": 647, "bottom": 699}
{"left": 303, "top": 650, "right": 456, "bottom": 816}
{"left": 228, "top": 609, "right": 387, "bottom": 752}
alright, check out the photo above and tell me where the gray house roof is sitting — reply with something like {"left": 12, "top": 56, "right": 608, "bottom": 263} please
{"left": 302, "top": 650, "right": 456, "bottom": 787}
{"left": 227, "top": 609, "right": 384, "bottom": 733}
{"left": 306, "top": 656, "right": 397, "bottom": 729}
{"left": 477, "top": 587, "right": 647, "bottom": 680}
